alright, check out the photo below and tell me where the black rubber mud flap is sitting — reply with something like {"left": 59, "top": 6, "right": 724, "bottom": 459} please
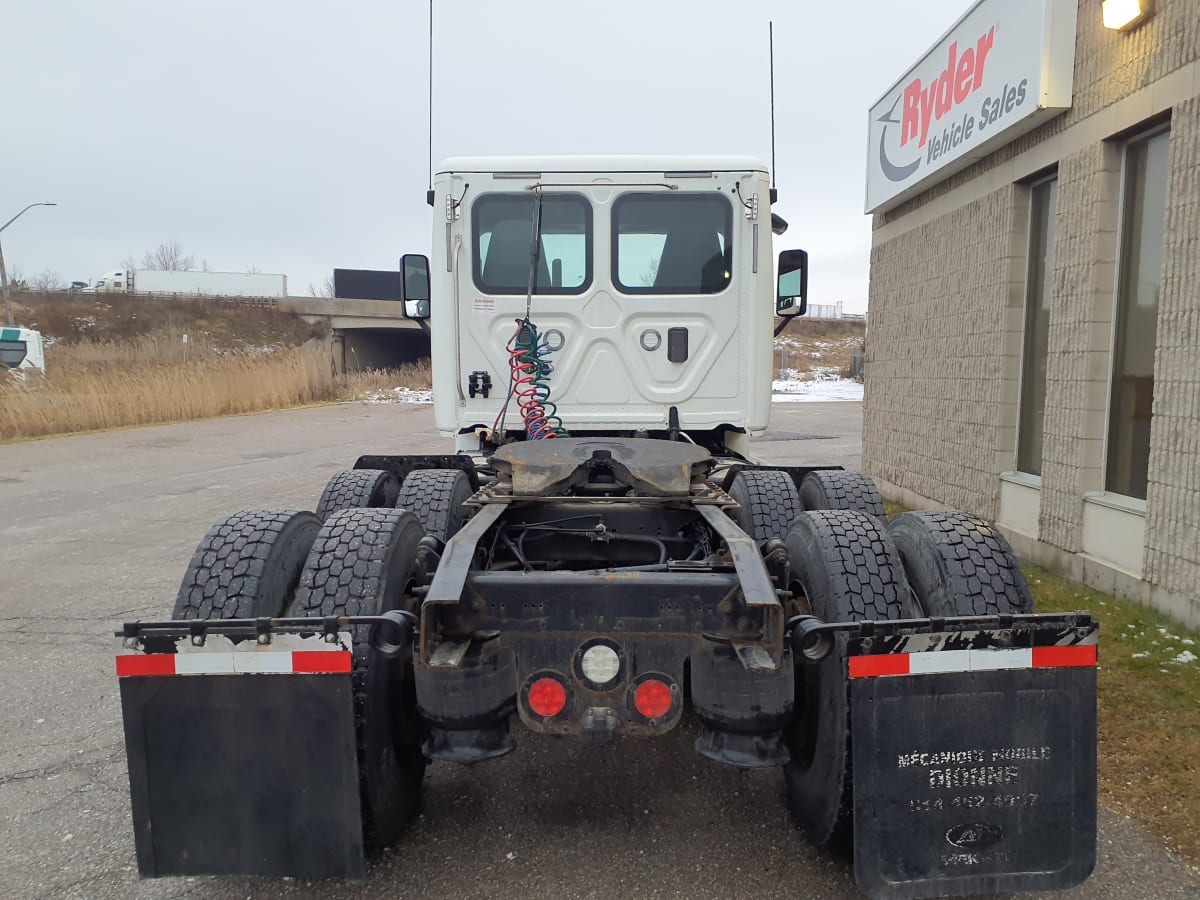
{"left": 849, "top": 646, "right": 1096, "bottom": 900}
{"left": 120, "top": 669, "right": 364, "bottom": 880}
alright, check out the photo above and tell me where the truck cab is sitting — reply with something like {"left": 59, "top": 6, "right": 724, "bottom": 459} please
{"left": 0, "top": 327, "right": 46, "bottom": 376}
{"left": 424, "top": 157, "right": 805, "bottom": 456}
{"left": 91, "top": 270, "right": 128, "bottom": 293}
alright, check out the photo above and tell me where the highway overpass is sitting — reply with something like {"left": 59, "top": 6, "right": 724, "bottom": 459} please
{"left": 277, "top": 295, "right": 428, "bottom": 373}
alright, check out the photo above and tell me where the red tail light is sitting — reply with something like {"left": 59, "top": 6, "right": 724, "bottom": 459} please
{"left": 633, "top": 678, "right": 673, "bottom": 720}
{"left": 528, "top": 677, "right": 567, "bottom": 717}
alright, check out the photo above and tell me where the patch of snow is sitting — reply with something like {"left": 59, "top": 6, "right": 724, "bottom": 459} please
{"left": 364, "top": 387, "right": 434, "bottom": 404}
{"left": 1171, "top": 650, "right": 1197, "bottom": 665}
{"left": 1131, "top": 652, "right": 1148, "bottom": 659}
{"left": 772, "top": 376, "right": 863, "bottom": 403}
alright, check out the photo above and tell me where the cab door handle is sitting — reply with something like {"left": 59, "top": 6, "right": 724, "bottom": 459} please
{"left": 667, "top": 327, "right": 688, "bottom": 363}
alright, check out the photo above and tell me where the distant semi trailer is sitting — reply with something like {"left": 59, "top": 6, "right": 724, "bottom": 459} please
{"left": 89, "top": 269, "right": 287, "bottom": 298}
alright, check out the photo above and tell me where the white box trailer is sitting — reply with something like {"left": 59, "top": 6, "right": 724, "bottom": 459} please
{"left": 90, "top": 269, "right": 287, "bottom": 297}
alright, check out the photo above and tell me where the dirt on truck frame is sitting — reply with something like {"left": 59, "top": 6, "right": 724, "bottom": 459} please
{"left": 113, "top": 157, "right": 1098, "bottom": 900}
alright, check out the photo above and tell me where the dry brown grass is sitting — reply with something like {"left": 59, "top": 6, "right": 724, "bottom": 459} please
{"left": 774, "top": 319, "right": 865, "bottom": 380}
{"left": 3, "top": 292, "right": 434, "bottom": 440}
{"left": 0, "top": 337, "right": 336, "bottom": 440}
{"left": 336, "top": 360, "right": 433, "bottom": 400}
{"left": 1028, "top": 565, "right": 1200, "bottom": 862}
{"left": 12, "top": 293, "right": 324, "bottom": 346}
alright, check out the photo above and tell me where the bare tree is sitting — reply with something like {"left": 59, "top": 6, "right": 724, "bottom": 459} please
{"left": 140, "top": 240, "right": 197, "bottom": 271}
{"left": 28, "top": 270, "right": 64, "bottom": 292}
{"left": 120, "top": 254, "right": 138, "bottom": 272}
{"left": 308, "top": 276, "right": 335, "bottom": 298}
{"left": 246, "top": 264, "right": 262, "bottom": 274}
{"left": 5, "top": 266, "right": 27, "bottom": 292}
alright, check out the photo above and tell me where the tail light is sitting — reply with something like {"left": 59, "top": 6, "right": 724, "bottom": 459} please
{"left": 527, "top": 676, "right": 567, "bottom": 718}
{"left": 633, "top": 678, "right": 673, "bottom": 720}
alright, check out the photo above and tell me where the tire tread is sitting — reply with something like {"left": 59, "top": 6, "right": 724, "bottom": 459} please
{"left": 315, "top": 469, "right": 398, "bottom": 522}
{"left": 729, "top": 470, "right": 802, "bottom": 542}
{"left": 395, "top": 469, "right": 471, "bottom": 542}
{"left": 889, "top": 511, "right": 1034, "bottom": 615}
{"left": 800, "top": 471, "right": 885, "bottom": 518}
{"left": 174, "top": 509, "right": 318, "bottom": 620}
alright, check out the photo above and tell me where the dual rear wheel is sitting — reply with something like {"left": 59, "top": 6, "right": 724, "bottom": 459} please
{"left": 728, "top": 470, "right": 1034, "bottom": 849}
{"left": 317, "top": 467, "right": 472, "bottom": 543}
{"left": 727, "top": 468, "right": 884, "bottom": 542}
{"left": 172, "top": 465, "right": 475, "bottom": 850}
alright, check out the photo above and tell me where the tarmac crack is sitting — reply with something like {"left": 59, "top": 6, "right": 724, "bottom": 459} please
{"left": 0, "top": 744, "right": 126, "bottom": 788}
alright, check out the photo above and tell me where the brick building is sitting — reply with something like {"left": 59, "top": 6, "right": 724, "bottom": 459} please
{"left": 863, "top": 0, "right": 1199, "bottom": 625}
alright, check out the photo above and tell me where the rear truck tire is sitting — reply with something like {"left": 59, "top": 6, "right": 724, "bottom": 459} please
{"left": 727, "top": 469, "right": 801, "bottom": 542}
{"left": 782, "top": 509, "right": 914, "bottom": 849}
{"left": 798, "top": 470, "right": 885, "bottom": 519}
{"left": 315, "top": 469, "right": 400, "bottom": 522}
{"left": 889, "top": 510, "right": 1035, "bottom": 616}
{"left": 288, "top": 507, "right": 427, "bottom": 848}
{"left": 173, "top": 510, "right": 321, "bottom": 620}
{"left": 395, "top": 468, "right": 473, "bottom": 542}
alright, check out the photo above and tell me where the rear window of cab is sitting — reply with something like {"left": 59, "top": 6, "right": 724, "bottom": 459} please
{"left": 472, "top": 194, "right": 592, "bottom": 295}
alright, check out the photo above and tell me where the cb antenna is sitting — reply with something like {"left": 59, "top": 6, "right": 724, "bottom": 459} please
{"left": 769, "top": 21, "right": 778, "bottom": 203}
{"left": 426, "top": 0, "right": 434, "bottom": 205}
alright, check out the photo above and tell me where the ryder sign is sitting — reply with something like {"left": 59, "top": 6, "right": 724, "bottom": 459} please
{"left": 866, "top": 0, "right": 1076, "bottom": 213}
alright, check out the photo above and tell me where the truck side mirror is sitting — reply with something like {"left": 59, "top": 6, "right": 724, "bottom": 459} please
{"left": 401, "top": 254, "right": 431, "bottom": 319}
{"left": 776, "top": 249, "right": 808, "bottom": 317}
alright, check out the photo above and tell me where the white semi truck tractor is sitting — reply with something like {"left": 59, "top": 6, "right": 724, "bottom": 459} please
{"left": 114, "top": 157, "right": 1098, "bottom": 900}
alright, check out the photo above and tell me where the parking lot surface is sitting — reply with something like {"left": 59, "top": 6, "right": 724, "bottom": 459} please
{"left": 1, "top": 401, "right": 1196, "bottom": 898}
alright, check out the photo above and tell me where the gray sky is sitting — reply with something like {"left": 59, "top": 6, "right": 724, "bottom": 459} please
{"left": 4, "top": 0, "right": 970, "bottom": 311}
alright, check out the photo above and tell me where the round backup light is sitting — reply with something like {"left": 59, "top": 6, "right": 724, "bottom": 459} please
{"left": 580, "top": 644, "right": 621, "bottom": 686}
{"left": 528, "top": 677, "right": 567, "bottom": 718}
{"left": 633, "top": 678, "right": 673, "bottom": 720}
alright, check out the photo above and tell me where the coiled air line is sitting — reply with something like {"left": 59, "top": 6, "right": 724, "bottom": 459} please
{"left": 493, "top": 186, "right": 568, "bottom": 441}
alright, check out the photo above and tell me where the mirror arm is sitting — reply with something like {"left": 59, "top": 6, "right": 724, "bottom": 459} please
{"left": 774, "top": 317, "right": 796, "bottom": 338}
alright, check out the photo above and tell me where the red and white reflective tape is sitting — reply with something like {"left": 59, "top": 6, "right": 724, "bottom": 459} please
{"left": 848, "top": 645, "right": 1096, "bottom": 679}
{"left": 116, "top": 650, "right": 352, "bottom": 677}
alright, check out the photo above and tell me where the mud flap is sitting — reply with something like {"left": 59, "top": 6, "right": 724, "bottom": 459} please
{"left": 849, "top": 641, "right": 1096, "bottom": 900}
{"left": 117, "top": 634, "right": 365, "bottom": 880}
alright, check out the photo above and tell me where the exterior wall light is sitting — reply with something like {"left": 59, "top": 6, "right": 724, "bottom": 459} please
{"left": 1102, "top": 0, "right": 1154, "bottom": 31}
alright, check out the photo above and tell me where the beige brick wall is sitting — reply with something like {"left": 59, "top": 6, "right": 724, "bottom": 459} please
{"left": 863, "top": 188, "right": 1017, "bottom": 516}
{"left": 1037, "top": 143, "right": 1121, "bottom": 552}
{"left": 866, "top": 0, "right": 1200, "bottom": 612}
{"left": 1144, "top": 96, "right": 1200, "bottom": 595}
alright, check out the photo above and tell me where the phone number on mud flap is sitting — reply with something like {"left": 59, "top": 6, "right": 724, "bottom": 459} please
{"left": 908, "top": 793, "right": 1041, "bottom": 814}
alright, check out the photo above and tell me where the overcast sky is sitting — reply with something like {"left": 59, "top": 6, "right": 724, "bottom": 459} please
{"left": 4, "top": 0, "right": 971, "bottom": 312}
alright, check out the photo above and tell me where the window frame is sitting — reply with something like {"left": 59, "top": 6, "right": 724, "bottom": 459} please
{"left": 609, "top": 191, "right": 734, "bottom": 296}
{"left": 1101, "top": 123, "right": 1171, "bottom": 500}
{"left": 0, "top": 339, "right": 29, "bottom": 369}
{"left": 470, "top": 192, "right": 593, "bottom": 297}
{"left": 1014, "top": 172, "right": 1058, "bottom": 477}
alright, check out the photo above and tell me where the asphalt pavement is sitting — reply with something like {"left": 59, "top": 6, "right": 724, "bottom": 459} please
{"left": 1, "top": 401, "right": 1197, "bottom": 899}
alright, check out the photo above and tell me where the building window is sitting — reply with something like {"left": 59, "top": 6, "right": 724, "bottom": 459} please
{"left": 1017, "top": 176, "right": 1057, "bottom": 476}
{"left": 1106, "top": 127, "right": 1170, "bottom": 500}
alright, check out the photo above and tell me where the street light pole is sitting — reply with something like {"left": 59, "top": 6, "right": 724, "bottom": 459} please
{"left": 0, "top": 202, "right": 58, "bottom": 327}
